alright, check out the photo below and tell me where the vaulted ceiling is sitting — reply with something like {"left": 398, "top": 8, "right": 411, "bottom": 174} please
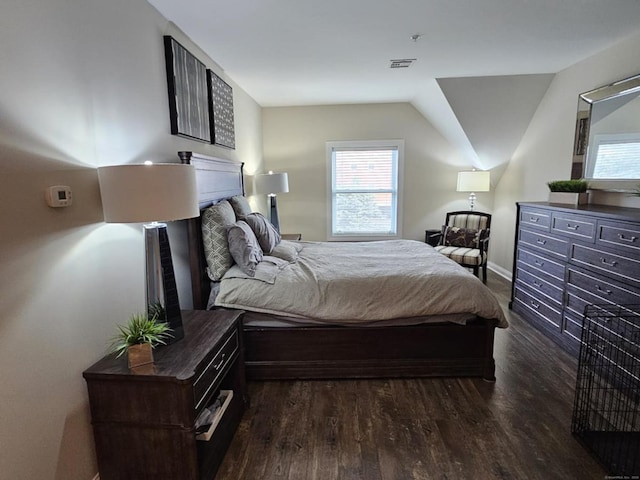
{"left": 148, "top": 0, "right": 640, "bottom": 171}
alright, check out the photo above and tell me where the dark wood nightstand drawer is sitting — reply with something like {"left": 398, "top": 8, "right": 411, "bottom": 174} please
{"left": 551, "top": 213, "right": 596, "bottom": 242}
{"left": 519, "top": 208, "right": 551, "bottom": 231}
{"left": 519, "top": 229, "right": 569, "bottom": 260}
{"left": 597, "top": 220, "right": 640, "bottom": 256}
{"left": 193, "top": 329, "right": 239, "bottom": 411}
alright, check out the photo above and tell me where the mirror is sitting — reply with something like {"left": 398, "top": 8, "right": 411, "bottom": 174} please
{"left": 571, "top": 73, "right": 640, "bottom": 191}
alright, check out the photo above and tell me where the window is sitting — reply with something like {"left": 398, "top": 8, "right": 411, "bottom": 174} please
{"left": 327, "top": 140, "right": 403, "bottom": 241}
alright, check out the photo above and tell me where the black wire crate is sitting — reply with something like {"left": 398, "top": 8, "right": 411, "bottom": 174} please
{"left": 571, "top": 304, "right": 640, "bottom": 476}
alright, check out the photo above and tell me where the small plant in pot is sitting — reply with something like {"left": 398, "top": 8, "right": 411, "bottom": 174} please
{"left": 547, "top": 179, "right": 590, "bottom": 206}
{"left": 110, "top": 312, "right": 173, "bottom": 369}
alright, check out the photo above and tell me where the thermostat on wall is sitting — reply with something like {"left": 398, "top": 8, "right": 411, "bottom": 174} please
{"left": 46, "top": 185, "right": 73, "bottom": 207}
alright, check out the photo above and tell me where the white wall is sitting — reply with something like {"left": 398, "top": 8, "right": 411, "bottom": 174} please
{"left": 0, "top": 0, "right": 262, "bottom": 478}
{"left": 490, "top": 30, "right": 640, "bottom": 277}
{"left": 262, "top": 103, "right": 492, "bottom": 241}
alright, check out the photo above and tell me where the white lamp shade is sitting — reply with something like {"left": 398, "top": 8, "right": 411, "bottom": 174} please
{"left": 456, "top": 170, "right": 491, "bottom": 192}
{"left": 98, "top": 163, "right": 199, "bottom": 223}
{"left": 254, "top": 172, "right": 289, "bottom": 195}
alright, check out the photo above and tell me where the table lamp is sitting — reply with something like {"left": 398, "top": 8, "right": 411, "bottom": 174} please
{"left": 98, "top": 162, "right": 199, "bottom": 343}
{"left": 456, "top": 170, "right": 490, "bottom": 211}
{"left": 254, "top": 170, "right": 289, "bottom": 232}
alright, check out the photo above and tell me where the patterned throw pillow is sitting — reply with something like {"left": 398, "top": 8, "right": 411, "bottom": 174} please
{"left": 202, "top": 200, "right": 236, "bottom": 281}
{"left": 239, "top": 212, "right": 281, "bottom": 254}
{"left": 443, "top": 226, "right": 479, "bottom": 248}
{"left": 227, "top": 221, "right": 264, "bottom": 277}
{"left": 229, "top": 195, "right": 253, "bottom": 218}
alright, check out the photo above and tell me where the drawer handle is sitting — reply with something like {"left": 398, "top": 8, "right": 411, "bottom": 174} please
{"left": 214, "top": 353, "right": 227, "bottom": 371}
{"left": 595, "top": 285, "right": 612, "bottom": 295}
{"left": 536, "top": 238, "right": 547, "bottom": 245}
{"left": 529, "top": 216, "right": 539, "bottom": 223}
{"left": 530, "top": 301, "right": 540, "bottom": 309}
{"left": 600, "top": 257, "right": 618, "bottom": 267}
{"left": 566, "top": 224, "right": 579, "bottom": 231}
{"left": 532, "top": 281, "right": 543, "bottom": 288}
{"left": 534, "top": 260, "right": 545, "bottom": 267}
{"left": 618, "top": 233, "right": 638, "bottom": 243}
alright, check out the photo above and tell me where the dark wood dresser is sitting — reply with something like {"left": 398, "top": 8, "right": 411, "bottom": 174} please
{"left": 511, "top": 202, "right": 640, "bottom": 355}
{"left": 83, "top": 310, "right": 247, "bottom": 480}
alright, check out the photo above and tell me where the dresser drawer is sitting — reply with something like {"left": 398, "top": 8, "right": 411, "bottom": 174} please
{"left": 570, "top": 243, "right": 640, "bottom": 286}
{"left": 567, "top": 266, "right": 640, "bottom": 307}
{"left": 519, "top": 207, "right": 551, "bottom": 231}
{"left": 597, "top": 220, "right": 640, "bottom": 257}
{"left": 551, "top": 213, "right": 596, "bottom": 242}
{"left": 513, "top": 285, "right": 562, "bottom": 329}
{"left": 193, "top": 329, "right": 239, "bottom": 411}
{"left": 519, "top": 229, "right": 569, "bottom": 260}
{"left": 514, "top": 267, "right": 564, "bottom": 303}
{"left": 562, "top": 312, "right": 584, "bottom": 346}
{"left": 516, "top": 247, "right": 565, "bottom": 281}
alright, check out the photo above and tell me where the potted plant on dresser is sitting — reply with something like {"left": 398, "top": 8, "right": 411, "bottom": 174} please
{"left": 547, "top": 179, "right": 590, "bottom": 206}
{"left": 109, "top": 312, "right": 173, "bottom": 369}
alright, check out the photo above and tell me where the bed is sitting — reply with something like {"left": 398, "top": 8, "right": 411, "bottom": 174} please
{"left": 179, "top": 151, "right": 507, "bottom": 381}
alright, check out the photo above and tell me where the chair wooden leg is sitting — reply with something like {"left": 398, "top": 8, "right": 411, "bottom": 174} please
{"left": 472, "top": 265, "right": 479, "bottom": 278}
{"left": 482, "top": 264, "right": 487, "bottom": 284}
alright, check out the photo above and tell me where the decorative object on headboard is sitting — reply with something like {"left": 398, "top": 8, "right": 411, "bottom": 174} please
{"left": 207, "top": 70, "right": 235, "bottom": 149}
{"left": 456, "top": 169, "right": 490, "bottom": 211}
{"left": 163, "top": 36, "right": 211, "bottom": 143}
{"left": 98, "top": 163, "right": 199, "bottom": 343}
{"left": 254, "top": 171, "right": 289, "bottom": 232}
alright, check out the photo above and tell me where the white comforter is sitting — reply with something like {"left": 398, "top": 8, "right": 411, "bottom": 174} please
{"left": 215, "top": 239, "right": 508, "bottom": 328}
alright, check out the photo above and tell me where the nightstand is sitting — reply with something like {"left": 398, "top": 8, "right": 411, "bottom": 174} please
{"left": 83, "top": 310, "right": 247, "bottom": 480}
{"left": 425, "top": 229, "right": 442, "bottom": 247}
{"left": 281, "top": 233, "right": 302, "bottom": 240}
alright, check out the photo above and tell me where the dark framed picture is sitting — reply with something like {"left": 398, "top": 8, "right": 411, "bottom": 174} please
{"left": 163, "top": 36, "right": 211, "bottom": 143}
{"left": 207, "top": 70, "right": 235, "bottom": 149}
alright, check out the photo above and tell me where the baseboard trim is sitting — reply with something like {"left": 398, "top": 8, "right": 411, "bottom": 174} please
{"left": 488, "top": 262, "right": 512, "bottom": 282}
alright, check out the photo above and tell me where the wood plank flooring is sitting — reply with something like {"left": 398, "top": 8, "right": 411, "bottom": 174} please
{"left": 215, "top": 273, "right": 607, "bottom": 479}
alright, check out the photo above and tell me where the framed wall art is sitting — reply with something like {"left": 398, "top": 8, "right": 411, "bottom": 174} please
{"left": 207, "top": 70, "right": 235, "bottom": 149}
{"left": 163, "top": 36, "right": 211, "bottom": 143}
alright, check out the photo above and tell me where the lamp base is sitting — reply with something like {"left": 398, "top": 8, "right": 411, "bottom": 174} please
{"left": 268, "top": 195, "right": 280, "bottom": 233}
{"left": 144, "top": 223, "right": 184, "bottom": 343}
{"left": 468, "top": 192, "right": 477, "bottom": 211}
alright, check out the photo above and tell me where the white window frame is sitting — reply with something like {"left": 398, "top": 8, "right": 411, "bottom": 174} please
{"left": 326, "top": 139, "right": 404, "bottom": 242}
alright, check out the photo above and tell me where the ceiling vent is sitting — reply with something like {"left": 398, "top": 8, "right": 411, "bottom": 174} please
{"left": 389, "top": 58, "right": 417, "bottom": 69}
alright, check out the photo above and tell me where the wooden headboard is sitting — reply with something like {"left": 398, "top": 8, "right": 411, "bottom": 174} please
{"left": 178, "top": 151, "right": 245, "bottom": 309}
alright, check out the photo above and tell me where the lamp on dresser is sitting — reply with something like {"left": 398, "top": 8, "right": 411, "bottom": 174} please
{"left": 98, "top": 162, "right": 199, "bottom": 343}
{"left": 457, "top": 169, "right": 490, "bottom": 211}
{"left": 254, "top": 170, "right": 289, "bottom": 232}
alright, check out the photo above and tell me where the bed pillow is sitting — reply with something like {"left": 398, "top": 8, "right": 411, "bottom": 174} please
{"left": 443, "top": 226, "right": 480, "bottom": 248}
{"left": 227, "top": 221, "right": 263, "bottom": 276}
{"left": 202, "top": 200, "right": 236, "bottom": 281}
{"left": 268, "top": 240, "right": 302, "bottom": 263}
{"left": 239, "top": 212, "right": 281, "bottom": 254}
{"left": 229, "top": 195, "right": 253, "bottom": 218}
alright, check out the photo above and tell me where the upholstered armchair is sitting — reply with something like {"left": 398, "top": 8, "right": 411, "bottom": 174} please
{"left": 429, "top": 211, "right": 491, "bottom": 283}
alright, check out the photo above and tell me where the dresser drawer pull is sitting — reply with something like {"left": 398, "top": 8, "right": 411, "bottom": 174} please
{"left": 566, "top": 224, "right": 579, "bottom": 231}
{"left": 599, "top": 257, "right": 618, "bottom": 267}
{"left": 536, "top": 238, "right": 547, "bottom": 245}
{"left": 214, "top": 353, "right": 227, "bottom": 371}
{"left": 532, "top": 281, "right": 543, "bottom": 288}
{"left": 595, "top": 285, "right": 612, "bottom": 295}
{"left": 529, "top": 216, "right": 539, "bottom": 223}
{"left": 534, "top": 260, "right": 545, "bottom": 267}
{"left": 530, "top": 301, "right": 540, "bottom": 309}
{"left": 617, "top": 233, "right": 638, "bottom": 243}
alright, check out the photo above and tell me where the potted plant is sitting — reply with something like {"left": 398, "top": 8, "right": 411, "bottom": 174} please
{"left": 547, "top": 179, "right": 590, "bottom": 206}
{"left": 110, "top": 313, "right": 173, "bottom": 369}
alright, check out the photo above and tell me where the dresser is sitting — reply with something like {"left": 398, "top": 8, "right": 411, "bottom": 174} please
{"left": 83, "top": 310, "right": 247, "bottom": 480}
{"left": 511, "top": 202, "right": 640, "bottom": 355}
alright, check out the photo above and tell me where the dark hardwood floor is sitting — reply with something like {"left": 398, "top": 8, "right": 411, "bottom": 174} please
{"left": 215, "top": 272, "right": 606, "bottom": 480}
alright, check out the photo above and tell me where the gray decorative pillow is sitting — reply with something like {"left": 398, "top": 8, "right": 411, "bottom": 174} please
{"left": 269, "top": 240, "right": 302, "bottom": 263}
{"left": 229, "top": 195, "right": 252, "bottom": 218}
{"left": 201, "top": 201, "right": 236, "bottom": 281}
{"left": 239, "top": 212, "right": 281, "bottom": 254}
{"left": 227, "top": 221, "right": 263, "bottom": 276}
